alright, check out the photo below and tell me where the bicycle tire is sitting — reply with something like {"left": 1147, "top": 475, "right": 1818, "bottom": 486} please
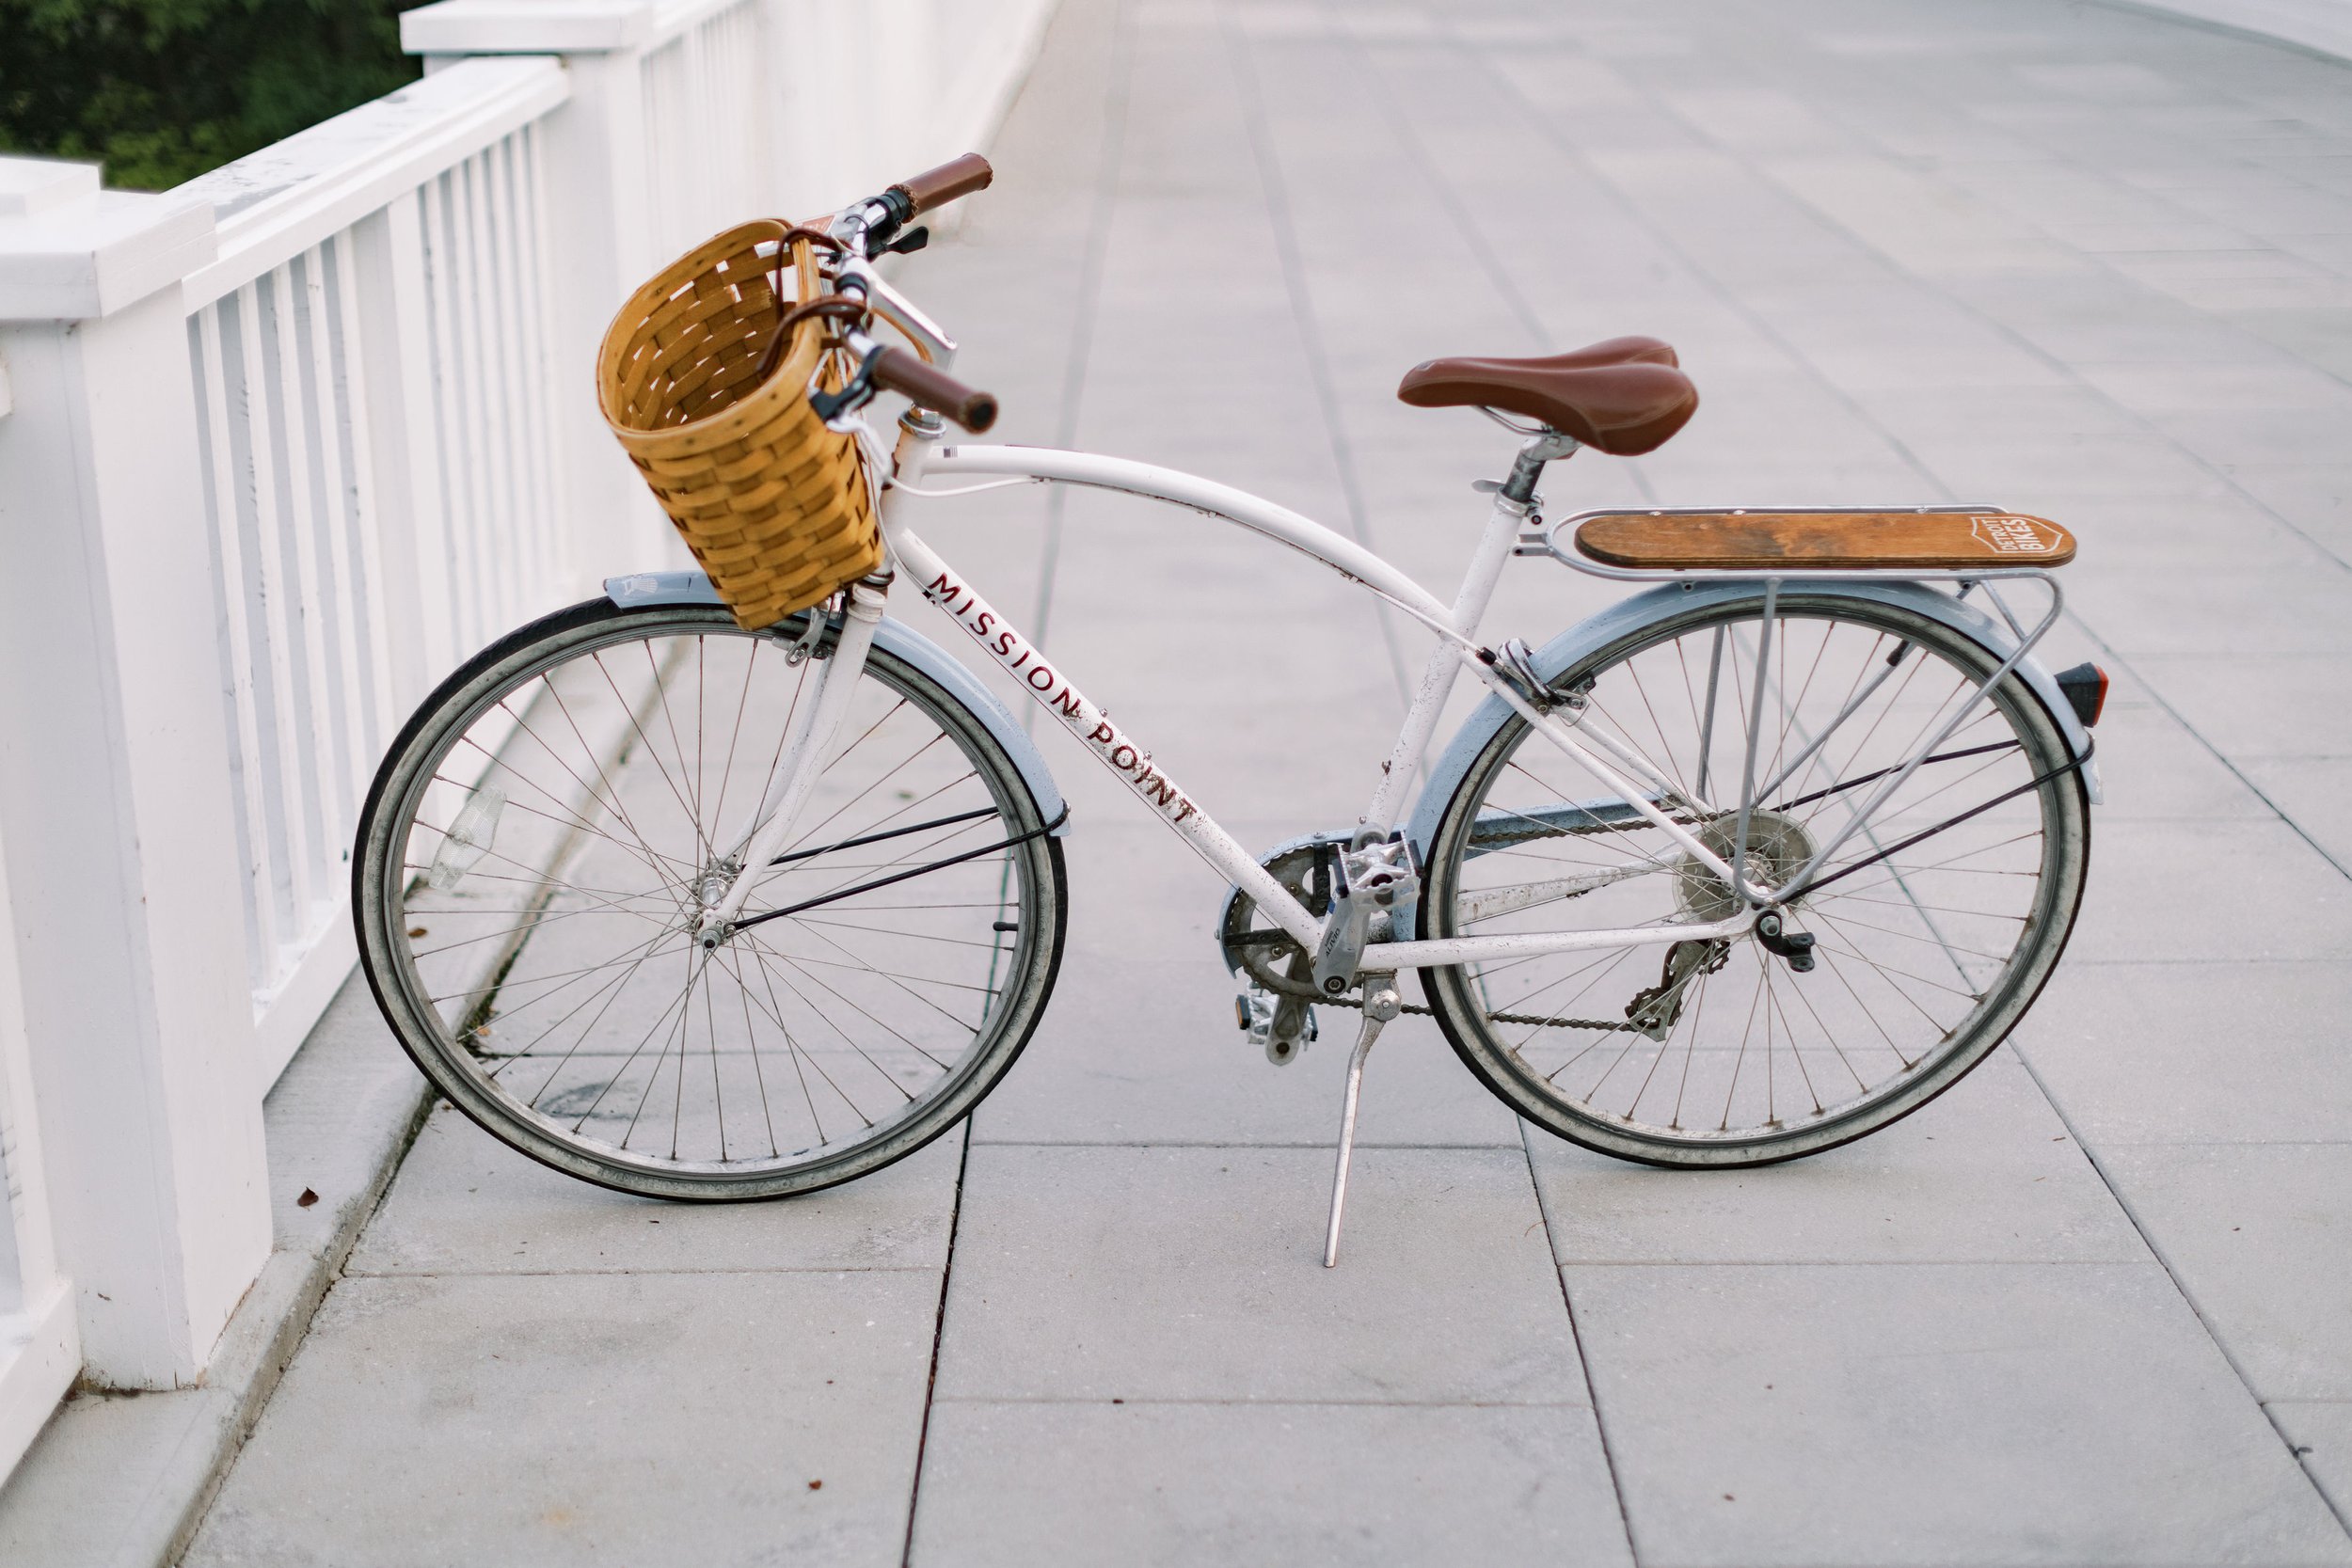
{"left": 354, "top": 597, "right": 1066, "bottom": 1200}
{"left": 1420, "top": 592, "right": 2090, "bottom": 1167}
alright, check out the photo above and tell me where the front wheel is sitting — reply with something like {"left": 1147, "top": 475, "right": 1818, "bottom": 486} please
{"left": 1421, "top": 592, "right": 2089, "bottom": 1167}
{"left": 355, "top": 598, "right": 1066, "bottom": 1200}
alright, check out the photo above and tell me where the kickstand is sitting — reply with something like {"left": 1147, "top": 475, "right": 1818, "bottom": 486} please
{"left": 1323, "top": 974, "right": 1403, "bottom": 1268}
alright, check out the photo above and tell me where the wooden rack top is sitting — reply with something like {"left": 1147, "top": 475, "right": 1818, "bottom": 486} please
{"left": 1570, "top": 509, "right": 2074, "bottom": 571}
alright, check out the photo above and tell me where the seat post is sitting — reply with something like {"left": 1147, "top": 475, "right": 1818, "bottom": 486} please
{"left": 1500, "top": 428, "right": 1581, "bottom": 505}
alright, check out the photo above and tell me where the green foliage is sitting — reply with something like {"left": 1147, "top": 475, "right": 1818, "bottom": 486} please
{"left": 0, "top": 0, "right": 420, "bottom": 191}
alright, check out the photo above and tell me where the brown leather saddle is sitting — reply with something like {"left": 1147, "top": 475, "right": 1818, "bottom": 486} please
{"left": 1396, "top": 335, "right": 1698, "bottom": 455}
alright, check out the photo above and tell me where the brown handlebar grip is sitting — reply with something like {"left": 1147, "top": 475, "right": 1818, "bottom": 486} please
{"left": 867, "top": 346, "right": 998, "bottom": 433}
{"left": 888, "top": 153, "right": 993, "bottom": 217}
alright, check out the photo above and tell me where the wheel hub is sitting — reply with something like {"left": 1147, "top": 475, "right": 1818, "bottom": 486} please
{"left": 694, "top": 861, "right": 739, "bottom": 909}
{"left": 1677, "top": 810, "right": 1816, "bottom": 920}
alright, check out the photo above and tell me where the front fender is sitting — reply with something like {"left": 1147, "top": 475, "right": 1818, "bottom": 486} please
{"left": 604, "top": 570, "right": 1067, "bottom": 833}
{"left": 1405, "top": 578, "right": 2096, "bottom": 863}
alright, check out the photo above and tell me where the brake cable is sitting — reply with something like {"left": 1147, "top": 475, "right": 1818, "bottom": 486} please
{"left": 1787, "top": 738, "right": 2093, "bottom": 902}
{"left": 1772, "top": 738, "right": 2021, "bottom": 814}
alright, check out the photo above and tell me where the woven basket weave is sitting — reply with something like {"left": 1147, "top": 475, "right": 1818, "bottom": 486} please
{"left": 596, "top": 220, "right": 882, "bottom": 629}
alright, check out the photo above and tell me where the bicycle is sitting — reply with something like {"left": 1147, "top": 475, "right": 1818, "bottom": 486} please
{"left": 354, "top": 156, "right": 2106, "bottom": 1265}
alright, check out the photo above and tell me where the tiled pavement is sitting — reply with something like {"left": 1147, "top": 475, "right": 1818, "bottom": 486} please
{"left": 180, "top": 1, "right": 2352, "bottom": 1562}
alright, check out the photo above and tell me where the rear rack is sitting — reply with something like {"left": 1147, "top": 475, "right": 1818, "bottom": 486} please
{"left": 1513, "top": 501, "right": 2084, "bottom": 819}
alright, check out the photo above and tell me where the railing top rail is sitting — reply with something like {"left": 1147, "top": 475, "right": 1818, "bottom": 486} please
{"left": 402, "top": 0, "right": 756, "bottom": 58}
{"left": 173, "top": 55, "right": 568, "bottom": 310}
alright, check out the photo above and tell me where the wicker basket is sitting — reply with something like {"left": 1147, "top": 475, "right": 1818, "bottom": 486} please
{"left": 596, "top": 220, "right": 882, "bottom": 630}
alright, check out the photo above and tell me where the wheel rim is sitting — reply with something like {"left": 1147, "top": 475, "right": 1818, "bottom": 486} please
{"left": 1428, "top": 600, "right": 2080, "bottom": 1155}
{"left": 368, "top": 610, "right": 1051, "bottom": 1188}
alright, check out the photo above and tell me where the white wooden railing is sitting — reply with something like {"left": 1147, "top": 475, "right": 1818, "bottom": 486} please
{"left": 0, "top": 0, "right": 1057, "bottom": 1477}
{"left": 180, "top": 58, "right": 578, "bottom": 1078}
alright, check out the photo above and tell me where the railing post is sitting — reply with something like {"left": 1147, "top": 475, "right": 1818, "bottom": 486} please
{"left": 0, "top": 158, "right": 274, "bottom": 1388}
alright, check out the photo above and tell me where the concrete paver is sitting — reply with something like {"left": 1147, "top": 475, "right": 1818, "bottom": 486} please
{"left": 1527, "top": 1055, "right": 2148, "bottom": 1266}
{"left": 2240, "top": 755, "right": 2352, "bottom": 870}
{"left": 907, "top": 1401, "right": 1630, "bottom": 1567}
{"left": 346, "top": 1109, "right": 966, "bottom": 1277}
{"left": 2062, "top": 693, "right": 2278, "bottom": 822}
{"left": 2099, "top": 1142, "right": 2352, "bottom": 1402}
{"left": 1567, "top": 1261, "right": 2352, "bottom": 1567}
{"left": 2070, "top": 816, "right": 2352, "bottom": 962}
{"left": 937, "top": 1144, "right": 1582, "bottom": 1406}
{"left": 2023, "top": 960, "right": 2352, "bottom": 1146}
{"left": 184, "top": 1269, "right": 943, "bottom": 1568}
{"left": 2280, "top": 1404, "right": 2352, "bottom": 1533}
{"left": 2123, "top": 652, "right": 2352, "bottom": 762}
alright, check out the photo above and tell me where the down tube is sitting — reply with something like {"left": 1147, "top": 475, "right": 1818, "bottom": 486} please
{"left": 886, "top": 527, "right": 1323, "bottom": 952}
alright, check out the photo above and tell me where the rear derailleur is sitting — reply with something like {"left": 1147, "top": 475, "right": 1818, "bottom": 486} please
{"left": 1623, "top": 938, "right": 1731, "bottom": 1039}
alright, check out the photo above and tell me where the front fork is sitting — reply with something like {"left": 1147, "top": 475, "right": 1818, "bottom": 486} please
{"left": 697, "top": 572, "right": 892, "bottom": 947}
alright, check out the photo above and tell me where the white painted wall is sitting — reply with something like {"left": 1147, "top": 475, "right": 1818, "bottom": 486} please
{"left": 0, "top": 0, "right": 1057, "bottom": 1476}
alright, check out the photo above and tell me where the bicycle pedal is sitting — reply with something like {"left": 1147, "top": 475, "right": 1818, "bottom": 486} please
{"left": 1235, "top": 984, "right": 1316, "bottom": 1064}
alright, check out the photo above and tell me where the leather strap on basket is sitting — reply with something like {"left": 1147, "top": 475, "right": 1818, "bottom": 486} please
{"left": 755, "top": 296, "right": 866, "bottom": 386}
{"left": 754, "top": 226, "right": 858, "bottom": 383}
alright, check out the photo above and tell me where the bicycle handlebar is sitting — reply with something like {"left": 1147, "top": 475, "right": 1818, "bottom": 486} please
{"left": 889, "top": 153, "right": 993, "bottom": 218}
{"left": 850, "top": 154, "right": 995, "bottom": 252}
{"left": 866, "top": 344, "right": 997, "bottom": 433}
{"left": 823, "top": 158, "right": 1000, "bottom": 431}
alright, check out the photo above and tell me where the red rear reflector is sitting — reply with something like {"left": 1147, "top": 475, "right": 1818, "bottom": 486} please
{"left": 2053, "top": 662, "right": 2107, "bottom": 727}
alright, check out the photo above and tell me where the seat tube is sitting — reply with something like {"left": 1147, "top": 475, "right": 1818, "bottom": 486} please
{"left": 1360, "top": 491, "right": 1531, "bottom": 835}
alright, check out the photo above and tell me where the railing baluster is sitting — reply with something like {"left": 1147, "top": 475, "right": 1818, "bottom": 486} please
{"left": 512, "top": 123, "right": 568, "bottom": 596}
{"left": 327, "top": 228, "right": 399, "bottom": 781}
{"left": 288, "top": 247, "right": 358, "bottom": 881}
{"left": 419, "top": 171, "right": 480, "bottom": 656}
{"left": 270, "top": 259, "right": 337, "bottom": 944}
{"left": 192, "top": 306, "right": 279, "bottom": 991}
{"left": 230, "top": 280, "right": 302, "bottom": 971}
{"left": 478, "top": 142, "right": 531, "bottom": 633}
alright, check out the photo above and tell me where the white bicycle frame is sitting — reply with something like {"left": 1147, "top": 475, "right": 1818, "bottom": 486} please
{"left": 706, "top": 410, "right": 2062, "bottom": 977}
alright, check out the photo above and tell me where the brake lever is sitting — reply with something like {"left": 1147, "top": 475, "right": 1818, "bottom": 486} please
{"left": 808, "top": 344, "right": 881, "bottom": 426}
{"left": 878, "top": 226, "right": 930, "bottom": 256}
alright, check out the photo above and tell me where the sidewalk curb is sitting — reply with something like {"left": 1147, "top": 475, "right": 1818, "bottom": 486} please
{"left": 0, "top": 981, "right": 433, "bottom": 1568}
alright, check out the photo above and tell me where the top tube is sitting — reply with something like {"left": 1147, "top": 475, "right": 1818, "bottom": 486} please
{"left": 920, "top": 444, "right": 1459, "bottom": 633}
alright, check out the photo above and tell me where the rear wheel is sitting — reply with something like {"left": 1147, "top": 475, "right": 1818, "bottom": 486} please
{"left": 355, "top": 598, "right": 1066, "bottom": 1199}
{"left": 1421, "top": 594, "right": 2088, "bottom": 1166}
